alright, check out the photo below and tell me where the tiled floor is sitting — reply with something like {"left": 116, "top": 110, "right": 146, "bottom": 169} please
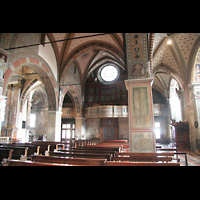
{"left": 157, "top": 143, "right": 200, "bottom": 166}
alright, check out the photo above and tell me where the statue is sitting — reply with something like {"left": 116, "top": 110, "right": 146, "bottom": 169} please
{"left": 0, "top": 55, "right": 6, "bottom": 79}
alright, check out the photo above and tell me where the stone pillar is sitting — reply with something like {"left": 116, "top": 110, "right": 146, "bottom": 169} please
{"left": 47, "top": 110, "right": 62, "bottom": 141}
{"left": 1, "top": 84, "right": 12, "bottom": 137}
{"left": 9, "top": 83, "right": 21, "bottom": 128}
{"left": 25, "top": 98, "right": 32, "bottom": 142}
{"left": 188, "top": 81, "right": 200, "bottom": 151}
{"left": 124, "top": 33, "right": 156, "bottom": 152}
{"left": 7, "top": 83, "right": 21, "bottom": 141}
{"left": 125, "top": 79, "right": 156, "bottom": 152}
{"left": 2, "top": 84, "right": 12, "bottom": 129}
{"left": 0, "top": 95, "right": 6, "bottom": 137}
{"left": 75, "top": 117, "right": 86, "bottom": 140}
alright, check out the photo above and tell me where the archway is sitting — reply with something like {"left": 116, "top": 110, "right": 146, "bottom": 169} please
{"left": 3, "top": 57, "right": 58, "bottom": 111}
{"left": 3, "top": 57, "right": 59, "bottom": 141}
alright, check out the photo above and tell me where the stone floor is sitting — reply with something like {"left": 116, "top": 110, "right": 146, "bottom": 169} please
{"left": 156, "top": 143, "right": 200, "bottom": 166}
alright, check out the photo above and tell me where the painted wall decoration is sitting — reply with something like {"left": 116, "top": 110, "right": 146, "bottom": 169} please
{"left": 194, "top": 48, "right": 200, "bottom": 81}
{"left": 130, "top": 85, "right": 151, "bottom": 129}
{"left": 125, "top": 33, "right": 149, "bottom": 79}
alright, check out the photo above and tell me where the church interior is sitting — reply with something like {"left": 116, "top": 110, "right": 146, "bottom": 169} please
{"left": 0, "top": 33, "right": 200, "bottom": 166}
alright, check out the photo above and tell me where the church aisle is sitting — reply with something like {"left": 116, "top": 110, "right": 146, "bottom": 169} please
{"left": 157, "top": 143, "right": 200, "bottom": 166}
{"left": 178, "top": 152, "right": 200, "bottom": 166}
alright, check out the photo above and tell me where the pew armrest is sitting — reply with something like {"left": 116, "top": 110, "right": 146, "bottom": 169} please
{"left": 45, "top": 150, "right": 50, "bottom": 156}
{"left": 1, "top": 158, "right": 8, "bottom": 166}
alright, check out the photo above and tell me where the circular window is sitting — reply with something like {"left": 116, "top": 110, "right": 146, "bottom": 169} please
{"left": 100, "top": 65, "right": 119, "bottom": 82}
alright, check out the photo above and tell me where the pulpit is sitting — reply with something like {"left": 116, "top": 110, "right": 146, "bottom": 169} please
{"left": 172, "top": 121, "right": 190, "bottom": 150}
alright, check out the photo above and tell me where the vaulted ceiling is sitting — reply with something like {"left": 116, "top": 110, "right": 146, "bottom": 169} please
{"left": 47, "top": 33, "right": 124, "bottom": 81}
{"left": 2, "top": 33, "right": 200, "bottom": 101}
{"left": 46, "top": 33, "right": 200, "bottom": 100}
{"left": 152, "top": 33, "right": 200, "bottom": 98}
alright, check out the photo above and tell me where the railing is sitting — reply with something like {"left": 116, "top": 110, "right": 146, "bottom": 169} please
{"left": 0, "top": 137, "right": 10, "bottom": 143}
{"left": 84, "top": 105, "right": 128, "bottom": 118}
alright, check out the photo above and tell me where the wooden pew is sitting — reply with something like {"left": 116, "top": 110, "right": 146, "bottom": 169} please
{"left": 95, "top": 142, "right": 128, "bottom": 151}
{"left": 56, "top": 148, "right": 116, "bottom": 156}
{"left": 114, "top": 152, "right": 175, "bottom": 163}
{"left": 106, "top": 161, "right": 180, "bottom": 166}
{"left": 0, "top": 143, "right": 40, "bottom": 159}
{"left": 102, "top": 140, "right": 128, "bottom": 143}
{"left": 3, "top": 160, "right": 80, "bottom": 166}
{"left": 112, "top": 156, "right": 172, "bottom": 162}
{"left": 116, "top": 152, "right": 175, "bottom": 157}
{"left": 0, "top": 149, "right": 13, "bottom": 165}
{"left": 30, "top": 155, "right": 106, "bottom": 166}
{"left": 32, "top": 141, "right": 58, "bottom": 152}
{"left": 157, "top": 148, "right": 178, "bottom": 152}
{"left": 48, "top": 151, "right": 113, "bottom": 161}
{"left": 82, "top": 145, "right": 121, "bottom": 152}
{"left": 0, "top": 146, "right": 28, "bottom": 159}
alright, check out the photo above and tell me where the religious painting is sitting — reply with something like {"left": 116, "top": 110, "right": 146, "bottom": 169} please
{"left": 195, "top": 64, "right": 200, "bottom": 74}
{"left": 132, "top": 63, "right": 144, "bottom": 77}
{"left": 0, "top": 52, "right": 8, "bottom": 79}
{"left": 195, "top": 64, "right": 200, "bottom": 81}
{"left": 130, "top": 85, "right": 151, "bottom": 129}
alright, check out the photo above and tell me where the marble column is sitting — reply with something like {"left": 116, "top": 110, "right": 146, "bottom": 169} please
{"left": 124, "top": 33, "right": 156, "bottom": 152}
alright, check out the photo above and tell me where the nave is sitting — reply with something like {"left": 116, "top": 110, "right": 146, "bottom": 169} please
{"left": 1, "top": 139, "right": 196, "bottom": 166}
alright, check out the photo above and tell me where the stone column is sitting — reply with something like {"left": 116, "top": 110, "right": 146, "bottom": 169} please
{"left": 124, "top": 33, "right": 156, "bottom": 152}
{"left": 47, "top": 110, "right": 62, "bottom": 141}
{"left": 188, "top": 81, "right": 200, "bottom": 151}
{"left": 9, "top": 83, "right": 21, "bottom": 128}
{"left": 75, "top": 117, "right": 86, "bottom": 140}
{"left": 25, "top": 98, "right": 33, "bottom": 142}
{"left": 125, "top": 79, "right": 156, "bottom": 152}
{"left": 2, "top": 84, "right": 12, "bottom": 128}
{"left": 7, "top": 83, "right": 21, "bottom": 140}
{"left": 1, "top": 84, "right": 12, "bottom": 137}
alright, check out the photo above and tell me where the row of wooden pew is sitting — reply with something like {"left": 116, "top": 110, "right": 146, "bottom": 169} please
{"left": 0, "top": 140, "right": 180, "bottom": 166}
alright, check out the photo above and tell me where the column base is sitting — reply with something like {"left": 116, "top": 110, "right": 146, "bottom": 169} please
{"left": 130, "top": 131, "right": 156, "bottom": 153}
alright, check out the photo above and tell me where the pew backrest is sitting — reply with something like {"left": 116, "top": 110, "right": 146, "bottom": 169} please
{"left": 31, "top": 155, "right": 106, "bottom": 166}
{"left": 112, "top": 156, "right": 172, "bottom": 162}
{"left": 106, "top": 161, "right": 180, "bottom": 166}
{"left": 4, "top": 160, "right": 78, "bottom": 166}
{"left": 48, "top": 151, "right": 112, "bottom": 161}
{"left": 0, "top": 149, "right": 13, "bottom": 165}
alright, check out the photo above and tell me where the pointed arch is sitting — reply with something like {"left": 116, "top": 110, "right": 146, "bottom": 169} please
{"left": 3, "top": 57, "right": 58, "bottom": 111}
{"left": 61, "top": 85, "right": 82, "bottom": 117}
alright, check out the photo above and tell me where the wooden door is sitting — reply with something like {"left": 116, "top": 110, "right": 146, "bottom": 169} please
{"left": 100, "top": 118, "right": 118, "bottom": 140}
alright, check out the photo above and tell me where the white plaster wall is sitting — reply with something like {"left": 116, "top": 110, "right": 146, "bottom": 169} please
{"left": 38, "top": 36, "right": 58, "bottom": 81}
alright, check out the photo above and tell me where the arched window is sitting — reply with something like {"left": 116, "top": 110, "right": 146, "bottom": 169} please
{"left": 170, "top": 78, "right": 182, "bottom": 122}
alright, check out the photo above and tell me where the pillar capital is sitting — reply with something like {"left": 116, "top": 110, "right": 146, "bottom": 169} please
{"left": 7, "top": 84, "right": 12, "bottom": 90}
{"left": 13, "top": 83, "right": 21, "bottom": 90}
{"left": 125, "top": 78, "right": 154, "bottom": 90}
